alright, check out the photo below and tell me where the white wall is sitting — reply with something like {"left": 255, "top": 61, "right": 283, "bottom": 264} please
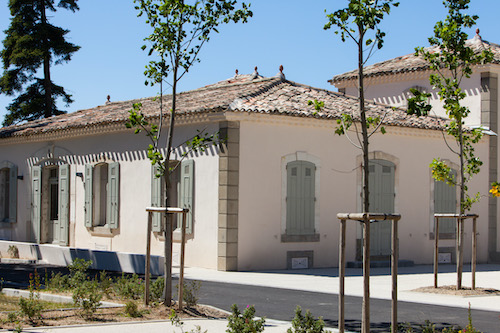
{"left": 0, "top": 122, "right": 220, "bottom": 270}
{"left": 342, "top": 73, "right": 483, "bottom": 127}
{"left": 237, "top": 116, "right": 490, "bottom": 270}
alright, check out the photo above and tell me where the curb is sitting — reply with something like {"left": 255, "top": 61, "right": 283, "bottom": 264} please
{"left": 2, "top": 288, "right": 124, "bottom": 308}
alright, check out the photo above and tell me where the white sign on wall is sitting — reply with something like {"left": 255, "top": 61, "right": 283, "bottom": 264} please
{"left": 438, "top": 253, "right": 452, "bottom": 264}
{"left": 291, "top": 257, "right": 308, "bottom": 269}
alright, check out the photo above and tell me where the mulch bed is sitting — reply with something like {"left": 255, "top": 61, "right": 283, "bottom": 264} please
{"left": 413, "top": 285, "right": 500, "bottom": 296}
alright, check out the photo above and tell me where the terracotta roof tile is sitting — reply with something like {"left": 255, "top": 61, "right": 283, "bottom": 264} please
{"left": 0, "top": 74, "right": 447, "bottom": 139}
{"left": 331, "top": 35, "right": 500, "bottom": 83}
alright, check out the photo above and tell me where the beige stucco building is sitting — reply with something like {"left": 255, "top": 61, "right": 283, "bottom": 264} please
{"left": 0, "top": 33, "right": 498, "bottom": 271}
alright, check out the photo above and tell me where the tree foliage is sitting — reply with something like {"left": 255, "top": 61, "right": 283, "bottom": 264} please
{"left": 127, "top": 0, "right": 251, "bottom": 305}
{"left": 0, "top": 0, "right": 80, "bottom": 126}
{"left": 407, "top": 0, "right": 493, "bottom": 213}
{"left": 324, "top": 0, "right": 398, "bottom": 213}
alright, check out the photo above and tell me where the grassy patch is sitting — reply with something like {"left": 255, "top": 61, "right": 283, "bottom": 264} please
{"left": 0, "top": 294, "right": 74, "bottom": 312}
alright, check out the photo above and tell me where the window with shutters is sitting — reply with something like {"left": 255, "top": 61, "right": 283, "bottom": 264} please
{"left": 84, "top": 162, "right": 120, "bottom": 230}
{"left": 282, "top": 157, "right": 320, "bottom": 243}
{"left": 433, "top": 170, "right": 457, "bottom": 239}
{"left": 151, "top": 160, "right": 194, "bottom": 234}
{"left": 0, "top": 161, "right": 17, "bottom": 223}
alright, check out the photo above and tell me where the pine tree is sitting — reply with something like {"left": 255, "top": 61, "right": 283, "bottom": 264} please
{"left": 0, "top": 0, "right": 80, "bottom": 126}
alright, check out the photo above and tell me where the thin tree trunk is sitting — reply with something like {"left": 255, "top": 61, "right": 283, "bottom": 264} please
{"left": 358, "top": 25, "right": 370, "bottom": 333}
{"left": 40, "top": 0, "right": 52, "bottom": 117}
{"left": 457, "top": 119, "right": 465, "bottom": 290}
{"left": 162, "top": 59, "right": 178, "bottom": 305}
{"left": 358, "top": 30, "right": 370, "bottom": 214}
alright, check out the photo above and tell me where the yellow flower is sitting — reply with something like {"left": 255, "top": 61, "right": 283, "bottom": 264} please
{"left": 490, "top": 185, "right": 500, "bottom": 197}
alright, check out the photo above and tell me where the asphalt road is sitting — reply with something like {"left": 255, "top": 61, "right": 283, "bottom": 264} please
{"left": 0, "top": 263, "right": 498, "bottom": 332}
{"left": 197, "top": 279, "right": 500, "bottom": 333}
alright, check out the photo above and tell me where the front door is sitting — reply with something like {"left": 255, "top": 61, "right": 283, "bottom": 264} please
{"left": 32, "top": 164, "right": 69, "bottom": 245}
{"left": 48, "top": 167, "right": 59, "bottom": 243}
{"left": 368, "top": 159, "right": 395, "bottom": 257}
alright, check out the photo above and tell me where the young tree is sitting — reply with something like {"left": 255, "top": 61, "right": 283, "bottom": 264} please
{"left": 127, "top": 0, "right": 251, "bottom": 306}
{"left": 407, "top": 0, "right": 493, "bottom": 289}
{"left": 0, "top": 0, "right": 80, "bottom": 126}
{"left": 324, "top": 1, "right": 398, "bottom": 332}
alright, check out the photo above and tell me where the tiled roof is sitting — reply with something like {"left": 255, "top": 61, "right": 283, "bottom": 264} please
{"left": 0, "top": 73, "right": 447, "bottom": 139}
{"left": 331, "top": 34, "right": 500, "bottom": 84}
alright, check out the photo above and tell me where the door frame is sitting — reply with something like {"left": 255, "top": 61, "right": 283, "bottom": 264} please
{"left": 32, "top": 158, "right": 70, "bottom": 246}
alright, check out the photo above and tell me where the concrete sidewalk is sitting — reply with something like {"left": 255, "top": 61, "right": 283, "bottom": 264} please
{"left": 19, "top": 318, "right": 295, "bottom": 333}
{"left": 7, "top": 264, "right": 500, "bottom": 332}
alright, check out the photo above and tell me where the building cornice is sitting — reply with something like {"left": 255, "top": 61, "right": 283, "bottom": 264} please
{"left": 333, "top": 64, "right": 496, "bottom": 89}
{"left": 0, "top": 112, "right": 224, "bottom": 146}
{"left": 225, "top": 112, "right": 457, "bottom": 140}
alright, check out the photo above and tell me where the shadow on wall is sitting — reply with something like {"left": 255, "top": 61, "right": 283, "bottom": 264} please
{"left": 0, "top": 240, "right": 164, "bottom": 276}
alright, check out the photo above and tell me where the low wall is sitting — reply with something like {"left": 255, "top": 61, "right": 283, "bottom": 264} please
{"left": 0, "top": 240, "right": 165, "bottom": 276}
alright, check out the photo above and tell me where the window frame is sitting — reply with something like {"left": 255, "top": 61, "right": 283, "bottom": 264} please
{"left": 84, "top": 162, "right": 120, "bottom": 231}
{"left": 0, "top": 161, "right": 17, "bottom": 223}
{"left": 431, "top": 168, "right": 458, "bottom": 240}
{"left": 151, "top": 159, "right": 194, "bottom": 235}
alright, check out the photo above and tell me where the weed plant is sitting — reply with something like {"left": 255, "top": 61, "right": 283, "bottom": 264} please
{"left": 124, "top": 301, "right": 143, "bottom": 318}
{"left": 18, "top": 271, "right": 43, "bottom": 323}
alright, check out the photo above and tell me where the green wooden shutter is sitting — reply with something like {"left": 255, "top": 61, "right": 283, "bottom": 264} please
{"left": 58, "top": 164, "right": 70, "bottom": 245}
{"left": 301, "top": 162, "right": 315, "bottom": 234}
{"left": 8, "top": 165, "right": 17, "bottom": 223}
{"left": 286, "top": 162, "right": 300, "bottom": 235}
{"left": 286, "top": 161, "right": 315, "bottom": 235}
{"left": 368, "top": 160, "right": 395, "bottom": 256}
{"left": 84, "top": 164, "right": 93, "bottom": 227}
{"left": 32, "top": 166, "right": 41, "bottom": 243}
{"left": 434, "top": 170, "right": 457, "bottom": 235}
{"left": 107, "top": 162, "right": 120, "bottom": 229}
{"left": 179, "top": 159, "right": 194, "bottom": 233}
{"left": 151, "top": 164, "right": 163, "bottom": 232}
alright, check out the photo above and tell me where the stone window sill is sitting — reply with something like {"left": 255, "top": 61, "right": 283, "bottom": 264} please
{"left": 88, "top": 226, "right": 118, "bottom": 237}
{"left": 429, "top": 232, "right": 456, "bottom": 240}
{"left": 155, "top": 229, "right": 193, "bottom": 242}
{"left": 281, "top": 233, "right": 320, "bottom": 243}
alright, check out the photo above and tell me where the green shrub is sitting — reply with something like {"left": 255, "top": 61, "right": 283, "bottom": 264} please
{"left": 46, "top": 271, "right": 71, "bottom": 291}
{"left": 113, "top": 273, "right": 144, "bottom": 300}
{"left": 149, "top": 276, "right": 164, "bottom": 303}
{"left": 7, "top": 311, "right": 18, "bottom": 323}
{"left": 72, "top": 279, "right": 102, "bottom": 319}
{"left": 226, "top": 304, "right": 265, "bottom": 333}
{"left": 177, "top": 280, "right": 201, "bottom": 307}
{"left": 18, "top": 271, "right": 43, "bottom": 323}
{"left": 98, "top": 271, "right": 113, "bottom": 298}
{"left": 124, "top": 301, "right": 143, "bottom": 318}
{"left": 68, "top": 259, "right": 92, "bottom": 289}
{"left": 287, "top": 306, "right": 331, "bottom": 333}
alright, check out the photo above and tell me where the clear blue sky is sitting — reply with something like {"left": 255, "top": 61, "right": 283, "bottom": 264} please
{"left": 0, "top": 0, "right": 499, "bottom": 124}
